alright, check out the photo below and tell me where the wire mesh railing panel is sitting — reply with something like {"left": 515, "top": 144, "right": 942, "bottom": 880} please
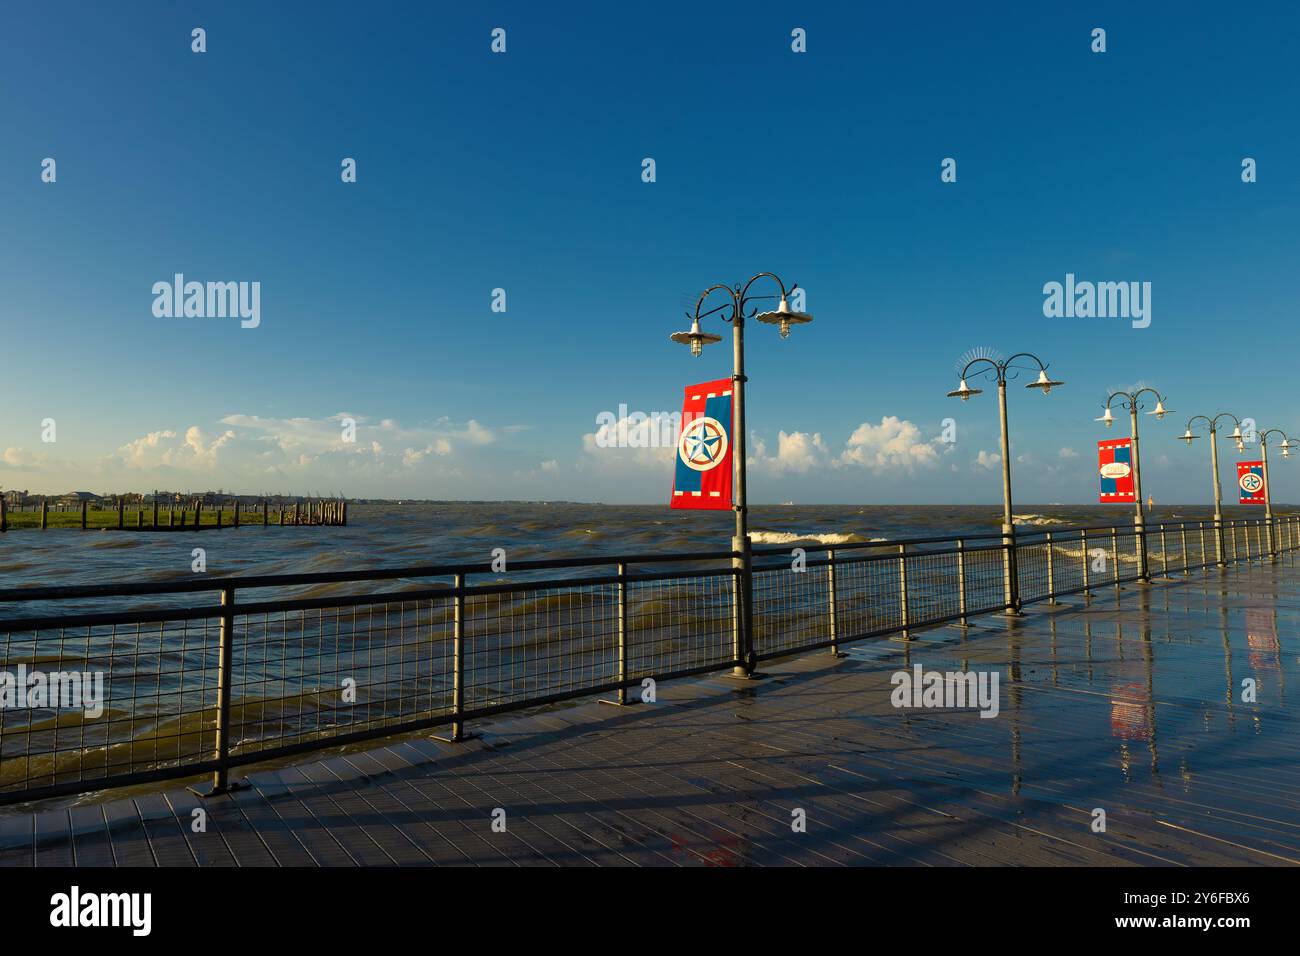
{"left": 752, "top": 564, "right": 830, "bottom": 656}
{"left": 1188, "top": 523, "right": 1214, "bottom": 570}
{"left": 903, "top": 549, "right": 964, "bottom": 627}
{"left": 627, "top": 572, "right": 737, "bottom": 678}
{"left": 465, "top": 583, "right": 619, "bottom": 711}
{"left": 1, "top": 617, "right": 221, "bottom": 797}
{"left": 1115, "top": 530, "right": 1142, "bottom": 583}
{"left": 230, "top": 597, "right": 455, "bottom": 759}
{"left": 833, "top": 553, "right": 906, "bottom": 639}
{"left": 962, "top": 544, "right": 1009, "bottom": 614}
{"left": 1016, "top": 540, "right": 1050, "bottom": 603}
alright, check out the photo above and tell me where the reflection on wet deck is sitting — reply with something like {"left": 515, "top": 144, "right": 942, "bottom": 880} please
{"left": 3, "top": 557, "right": 1299, "bottom": 866}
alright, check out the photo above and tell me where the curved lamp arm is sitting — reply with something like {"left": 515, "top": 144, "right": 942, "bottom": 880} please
{"left": 691, "top": 284, "right": 742, "bottom": 325}
{"left": 737, "top": 272, "right": 791, "bottom": 317}
{"left": 958, "top": 356, "right": 1006, "bottom": 384}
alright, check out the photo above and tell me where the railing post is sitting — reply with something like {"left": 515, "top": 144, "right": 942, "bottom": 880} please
{"left": 1159, "top": 525, "right": 1168, "bottom": 577}
{"left": 1081, "top": 529, "right": 1090, "bottom": 596}
{"left": 451, "top": 572, "right": 465, "bottom": 739}
{"left": 263, "top": 500, "right": 268, "bottom": 527}
{"left": 743, "top": 537, "right": 755, "bottom": 670}
{"left": 616, "top": 562, "right": 629, "bottom": 703}
{"left": 1180, "top": 525, "right": 1189, "bottom": 575}
{"left": 1111, "top": 527, "right": 1120, "bottom": 589}
{"left": 1199, "top": 522, "right": 1207, "bottom": 571}
{"left": 897, "top": 543, "right": 910, "bottom": 640}
{"left": 731, "top": 546, "right": 743, "bottom": 671}
{"left": 1045, "top": 531, "right": 1056, "bottom": 604}
{"left": 80, "top": 499, "right": 87, "bottom": 530}
{"left": 192, "top": 585, "right": 239, "bottom": 796}
{"left": 956, "top": 539, "right": 968, "bottom": 625}
{"left": 1001, "top": 525, "right": 1021, "bottom": 614}
{"left": 827, "top": 548, "right": 840, "bottom": 655}
{"left": 117, "top": 498, "right": 124, "bottom": 529}
{"left": 41, "top": 499, "right": 48, "bottom": 530}
{"left": 435, "top": 573, "right": 469, "bottom": 740}
{"left": 730, "top": 536, "right": 755, "bottom": 675}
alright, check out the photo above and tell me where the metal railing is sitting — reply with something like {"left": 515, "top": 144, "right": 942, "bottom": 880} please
{"left": 1, "top": 515, "right": 1296, "bottom": 805}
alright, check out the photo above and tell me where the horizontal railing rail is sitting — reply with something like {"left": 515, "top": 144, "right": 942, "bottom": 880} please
{"left": 1, "top": 513, "right": 1296, "bottom": 805}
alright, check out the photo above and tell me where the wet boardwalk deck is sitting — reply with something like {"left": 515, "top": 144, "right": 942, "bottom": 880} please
{"left": 4, "top": 558, "right": 1300, "bottom": 866}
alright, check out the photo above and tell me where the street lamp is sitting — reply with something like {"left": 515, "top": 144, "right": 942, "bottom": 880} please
{"left": 1180, "top": 413, "right": 1245, "bottom": 567}
{"left": 671, "top": 272, "right": 812, "bottom": 675}
{"left": 1258, "top": 428, "right": 1293, "bottom": 559}
{"left": 948, "top": 352, "right": 1063, "bottom": 613}
{"left": 1096, "top": 387, "right": 1170, "bottom": 581}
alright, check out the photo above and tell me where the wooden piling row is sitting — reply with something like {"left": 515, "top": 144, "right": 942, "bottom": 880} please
{"left": 0, "top": 497, "right": 349, "bottom": 531}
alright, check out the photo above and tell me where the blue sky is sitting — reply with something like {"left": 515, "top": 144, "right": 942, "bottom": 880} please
{"left": 1, "top": 1, "right": 1297, "bottom": 503}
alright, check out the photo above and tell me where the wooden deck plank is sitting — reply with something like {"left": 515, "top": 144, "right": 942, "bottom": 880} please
{"left": 192, "top": 790, "right": 279, "bottom": 867}
{"left": 334, "top": 751, "right": 478, "bottom": 865}
{"left": 163, "top": 789, "right": 238, "bottom": 867}
{"left": 346, "top": 745, "right": 519, "bottom": 866}
{"left": 273, "top": 764, "right": 393, "bottom": 865}
{"left": 426, "top": 742, "right": 638, "bottom": 866}
{"left": 313, "top": 756, "right": 439, "bottom": 865}
{"left": 382, "top": 738, "right": 551, "bottom": 868}
{"left": 515, "top": 713, "right": 847, "bottom": 866}
{"left": 33, "top": 808, "right": 73, "bottom": 867}
{"left": 134, "top": 794, "right": 196, "bottom": 867}
{"left": 240, "top": 770, "right": 351, "bottom": 867}
{"left": 68, "top": 804, "right": 116, "bottom": 868}
{"left": 100, "top": 797, "right": 156, "bottom": 866}
{"left": 0, "top": 813, "right": 33, "bottom": 867}
{"left": 437, "top": 741, "right": 681, "bottom": 866}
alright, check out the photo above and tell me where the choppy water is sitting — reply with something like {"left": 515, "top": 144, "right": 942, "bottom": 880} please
{"left": 0, "top": 501, "right": 1273, "bottom": 591}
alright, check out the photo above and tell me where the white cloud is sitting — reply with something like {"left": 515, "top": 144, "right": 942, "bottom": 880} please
{"left": 1059, "top": 447, "right": 1079, "bottom": 459}
{"left": 579, "top": 413, "right": 676, "bottom": 473}
{"left": 94, "top": 412, "right": 515, "bottom": 492}
{"left": 837, "top": 416, "right": 940, "bottom": 472}
{"left": 974, "top": 450, "right": 1001, "bottom": 471}
{"left": 751, "top": 430, "right": 830, "bottom": 474}
{"left": 2, "top": 447, "right": 46, "bottom": 468}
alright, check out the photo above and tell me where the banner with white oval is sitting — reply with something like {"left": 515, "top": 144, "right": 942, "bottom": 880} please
{"left": 1098, "top": 438, "right": 1136, "bottom": 502}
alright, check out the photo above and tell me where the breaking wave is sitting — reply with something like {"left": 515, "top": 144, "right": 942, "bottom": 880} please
{"left": 750, "top": 531, "right": 879, "bottom": 545}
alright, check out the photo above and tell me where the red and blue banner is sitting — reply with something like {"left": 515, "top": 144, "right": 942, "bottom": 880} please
{"left": 671, "top": 377, "right": 733, "bottom": 511}
{"left": 1238, "top": 460, "right": 1266, "bottom": 504}
{"left": 1098, "top": 438, "right": 1135, "bottom": 503}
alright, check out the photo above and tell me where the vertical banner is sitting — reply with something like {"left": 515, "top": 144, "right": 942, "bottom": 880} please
{"left": 1097, "top": 438, "right": 1135, "bottom": 503}
{"left": 670, "top": 377, "right": 733, "bottom": 510}
{"left": 1238, "top": 461, "right": 1266, "bottom": 504}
